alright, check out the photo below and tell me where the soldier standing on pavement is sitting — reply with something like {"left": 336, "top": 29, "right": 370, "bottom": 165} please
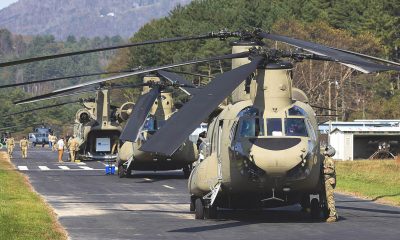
{"left": 19, "top": 136, "right": 29, "bottom": 159}
{"left": 6, "top": 134, "right": 15, "bottom": 158}
{"left": 323, "top": 146, "right": 338, "bottom": 222}
{"left": 67, "top": 135, "right": 79, "bottom": 162}
{"left": 52, "top": 135, "right": 58, "bottom": 151}
{"left": 57, "top": 137, "right": 65, "bottom": 162}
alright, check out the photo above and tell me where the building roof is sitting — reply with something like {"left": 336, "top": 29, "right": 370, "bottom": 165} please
{"left": 331, "top": 126, "right": 400, "bottom": 135}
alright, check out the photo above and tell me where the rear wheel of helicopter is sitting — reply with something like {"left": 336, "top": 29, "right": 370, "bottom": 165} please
{"left": 195, "top": 198, "right": 205, "bottom": 219}
{"left": 205, "top": 204, "right": 217, "bottom": 219}
{"left": 183, "top": 163, "right": 192, "bottom": 179}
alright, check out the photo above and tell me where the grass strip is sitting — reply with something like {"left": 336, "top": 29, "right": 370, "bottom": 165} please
{"left": 336, "top": 159, "right": 400, "bottom": 206}
{"left": 0, "top": 152, "right": 67, "bottom": 240}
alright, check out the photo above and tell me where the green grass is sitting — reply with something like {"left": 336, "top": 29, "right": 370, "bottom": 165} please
{"left": 336, "top": 159, "right": 400, "bottom": 206}
{"left": 0, "top": 152, "right": 67, "bottom": 240}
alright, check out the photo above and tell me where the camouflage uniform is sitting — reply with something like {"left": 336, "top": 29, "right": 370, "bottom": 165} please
{"left": 67, "top": 137, "right": 79, "bottom": 162}
{"left": 6, "top": 137, "right": 15, "bottom": 158}
{"left": 323, "top": 156, "right": 337, "bottom": 222}
{"left": 20, "top": 138, "right": 29, "bottom": 159}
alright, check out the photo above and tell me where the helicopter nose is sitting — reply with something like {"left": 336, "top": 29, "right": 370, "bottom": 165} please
{"left": 248, "top": 138, "right": 307, "bottom": 175}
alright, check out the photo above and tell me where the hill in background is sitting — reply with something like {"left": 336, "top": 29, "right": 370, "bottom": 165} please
{"left": 0, "top": 0, "right": 192, "bottom": 39}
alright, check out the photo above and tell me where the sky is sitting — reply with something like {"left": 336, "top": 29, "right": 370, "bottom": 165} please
{"left": 0, "top": 0, "right": 18, "bottom": 10}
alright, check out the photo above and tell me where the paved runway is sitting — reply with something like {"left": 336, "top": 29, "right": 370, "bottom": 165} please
{"left": 7, "top": 148, "right": 400, "bottom": 240}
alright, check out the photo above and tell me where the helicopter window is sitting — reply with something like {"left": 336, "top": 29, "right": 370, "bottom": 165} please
{"left": 288, "top": 106, "right": 306, "bottom": 116}
{"left": 237, "top": 107, "right": 260, "bottom": 117}
{"left": 143, "top": 117, "right": 155, "bottom": 131}
{"left": 266, "top": 118, "right": 283, "bottom": 136}
{"left": 285, "top": 118, "right": 308, "bottom": 137}
{"left": 239, "top": 118, "right": 264, "bottom": 137}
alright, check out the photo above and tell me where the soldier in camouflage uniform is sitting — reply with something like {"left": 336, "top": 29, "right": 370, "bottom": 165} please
{"left": 6, "top": 135, "right": 15, "bottom": 158}
{"left": 323, "top": 146, "right": 338, "bottom": 222}
{"left": 20, "top": 136, "right": 29, "bottom": 159}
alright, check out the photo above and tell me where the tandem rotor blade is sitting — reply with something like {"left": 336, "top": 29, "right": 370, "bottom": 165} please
{"left": 14, "top": 82, "right": 148, "bottom": 105}
{"left": 0, "top": 34, "right": 223, "bottom": 68}
{"left": 157, "top": 70, "right": 199, "bottom": 96}
{"left": 49, "top": 52, "right": 249, "bottom": 96}
{"left": 140, "top": 56, "right": 264, "bottom": 156}
{"left": 0, "top": 68, "right": 141, "bottom": 89}
{"left": 258, "top": 32, "right": 400, "bottom": 73}
{"left": 119, "top": 87, "right": 161, "bottom": 142}
{"left": 310, "top": 104, "right": 337, "bottom": 112}
{"left": 1, "top": 100, "right": 80, "bottom": 118}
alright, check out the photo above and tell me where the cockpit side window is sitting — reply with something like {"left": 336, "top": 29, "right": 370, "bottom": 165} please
{"left": 238, "top": 118, "right": 264, "bottom": 137}
{"left": 267, "top": 118, "right": 283, "bottom": 136}
{"left": 285, "top": 118, "right": 308, "bottom": 137}
{"left": 143, "top": 117, "right": 155, "bottom": 131}
{"left": 288, "top": 106, "right": 306, "bottom": 116}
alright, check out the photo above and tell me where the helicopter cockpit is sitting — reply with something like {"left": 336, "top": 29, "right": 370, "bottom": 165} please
{"left": 233, "top": 106, "right": 315, "bottom": 140}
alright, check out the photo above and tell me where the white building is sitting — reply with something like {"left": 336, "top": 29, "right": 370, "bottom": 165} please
{"left": 329, "top": 126, "right": 400, "bottom": 160}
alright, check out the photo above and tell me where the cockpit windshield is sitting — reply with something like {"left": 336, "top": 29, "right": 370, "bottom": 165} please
{"left": 239, "top": 118, "right": 264, "bottom": 137}
{"left": 143, "top": 117, "right": 166, "bottom": 132}
{"left": 285, "top": 118, "right": 308, "bottom": 137}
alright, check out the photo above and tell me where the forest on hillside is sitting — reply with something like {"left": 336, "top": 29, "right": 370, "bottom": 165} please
{"left": 111, "top": 0, "right": 399, "bottom": 121}
{"left": 0, "top": 29, "right": 125, "bottom": 133}
{"left": 1, "top": 0, "right": 400, "bottom": 134}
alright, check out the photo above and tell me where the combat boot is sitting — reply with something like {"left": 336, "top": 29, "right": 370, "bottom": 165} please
{"left": 326, "top": 214, "right": 338, "bottom": 223}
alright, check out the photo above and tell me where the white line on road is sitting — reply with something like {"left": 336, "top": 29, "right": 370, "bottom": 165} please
{"left": 162, "top": 185, "right": 175, "bottom": 189}
{"left": 144, "top": 178, "right": 152, "bottom": 181}
{"left": 38, "top": 166, "right": 50, "bottom": 170}
{"left": 18, "top": 166, "right": 28, "bottom": 171}
{"left": 79, "top": 166, "right": 94, "bottom": 170}
{"left": 58, "top": 166, "right": 70, "bottom": 170}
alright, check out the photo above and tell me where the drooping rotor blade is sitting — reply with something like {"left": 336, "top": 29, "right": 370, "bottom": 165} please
{"left": 0, "top": 34, "right": 229, "bottom": 68}
{"left": 258, "top": 32, "right": 400, "bottom": 73}
{"left": 2, "top": 100, "right": 80, "bottom": 118}
{"left": 157, "top": 70, "right": 199, "bottom": 96}
{"left": 310, "top": 104, "right": 337, "bottom": 112}
{"left": 50, "top": 52, "right": 249, "bottom": 95}
{"left": 14, "top": 87, "right": 96, "bottom": 105}
{"left": 0, "top": 122, "right": 41, "bottom": 131}
{"left": 14, "top": 82, "right": 148, "bottom": 105}
{"left": 140, "top": 56, "right": 264, "bottom": 156}
{"left": 164, "top": 70, "right": 213, "bottom": 79}
{"left": 119, "top": 87, "right": 161, "bottom": 142}
{"left": 330, "top": 47, "right": 400, "bottom": 67}
{"left": 0, "top": 68, "right": 141, "bottom": 89}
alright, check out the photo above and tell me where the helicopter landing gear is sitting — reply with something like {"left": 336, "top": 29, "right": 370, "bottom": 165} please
{"left": 195, "top": 198, "right": 205, "bottom": 219}
{"left": 117, "top": 160, "right": 131, "bottom": 178}
{"left": 194, "top": 198, "right": 217, "bottom": 219}
{"left": 183, "top": 163, "right": 192, "bottom": 179}
{"left": 310, "top": 198, "right": 320, "bottom": 219}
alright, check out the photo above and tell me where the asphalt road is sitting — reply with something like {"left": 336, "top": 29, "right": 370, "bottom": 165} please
{"left": 7, "top": 147, "right": 400, "bottom": 240}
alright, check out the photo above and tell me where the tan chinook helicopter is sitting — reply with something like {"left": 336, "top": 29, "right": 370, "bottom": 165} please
{"left": 2, "top": 29, "right": 399, "bottom": 220}
{"left": 117, "top": 71, "right": 201, "bottom": 178}
{"left": 1, "top": 70, "right": 143, "bottom": 161}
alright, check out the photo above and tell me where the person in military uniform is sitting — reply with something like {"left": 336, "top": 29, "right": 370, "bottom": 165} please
{"left": 6, "top": 135, "right": 15, "bottom": 158}
{"left": 51, "top": 135, "right": 58, "bottom": 151}
{"left": 20, "top": 136, "right": 29, "bottom": 159}
{"left": 323, "top": 146, "right": 338, "bottom": 222}
{"left": 67, "top": 135, "right": 79, "bottom": 162}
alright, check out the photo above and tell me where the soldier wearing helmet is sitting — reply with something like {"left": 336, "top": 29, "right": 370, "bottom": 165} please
{"left": 323, "top": 145, "right": 338, "bottom": 222}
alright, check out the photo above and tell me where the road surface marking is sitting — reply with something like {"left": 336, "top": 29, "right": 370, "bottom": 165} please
{"left": 77, "top": 162, "right": 86, "bottom": 165}
{"left": 162, "top": 185, "right": 175, "bottom": 189}
{"left": 79, "top": 166, "right": 94, "bottom": 170}
{"left": 59, "top": 166, "right": 70, "bottom": 170}
{"left": 38, "top": 166, "right": 50, "bottom": 170}
{"left": 144, "top": 178, "right": 152, "bottom": 181}
{"left": 18, "top": 166, "right": 28, "bottom": 171}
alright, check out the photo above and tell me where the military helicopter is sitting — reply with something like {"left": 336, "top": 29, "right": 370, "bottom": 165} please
{"left": 1, "top": 29, "right": 399, "bottom": 221}
{"left": 0, "top": 71, "right": 141, "bottom": 161}
{"left": 116, "top": 71, "right": 200, "bottom": 178}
